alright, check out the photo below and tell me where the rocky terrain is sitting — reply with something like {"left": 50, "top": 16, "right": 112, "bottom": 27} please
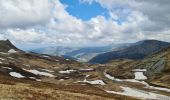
{"left": 0, "top": 40, "right": 170, "bottom": 100}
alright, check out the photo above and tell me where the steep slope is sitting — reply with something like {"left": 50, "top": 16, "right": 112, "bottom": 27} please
{"left": 90, "top": 40, "right": 170, "bottom": 64}
{"left": 136, "top": 47, "right": 170, "bottom": 88}
{"left": 0, "top": 40, "right": 20, "bottom": 52}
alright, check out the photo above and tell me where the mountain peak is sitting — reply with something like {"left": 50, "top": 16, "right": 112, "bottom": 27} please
{"left": 0, "top": 39, "right": 19, "bottom": 52}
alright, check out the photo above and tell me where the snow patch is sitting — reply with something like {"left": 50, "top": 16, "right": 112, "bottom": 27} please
{"left": 133, "top": 69, "right": 147, "bottom": 72}
{"left": 59, "top": 70, "right": 76, "bottom": 74}
{"left": 134, "top": 72, "right": 147, "bottom": 80}
{"left": 39, "top": 68, "right": 54, "bottom": 73}
{"left": 9, "top": 72, "right": 25, "bottom": 78}
{"left": 29, "top": 77, "right": 41, "bottom": 81}
{"left": 106, "top": 86, "right": 170, "bottom": 99}
{"left": 77, "top": 75, "right": 105, "bottom": 85}
{"left": 83, "top": 79, "right": 105, "bottom": 85}
{"left": 42, "top": 55, "right": 50, "bottom": 58}
{"left": 8, "top": 49, "right": 17, "bottom": 53}
{"left": 79, "top": 68, "right": 94, "bottom": 71}
{"left": 104, "top": 73, "right": 170, "bottom": 93}
{"left": 2, "top": 67, "right": 12, "bottom": 70}
{"left": 104, "top": 73, "right": 122, "bottom": 82}
{"left": 25, "top": 69, "right": 54, "bottom": 77}
{"left": 141, "top": 81, "right": 170, "bottom": 93}
{"left": 23, "top": 64, "right": 30, "bottom": 67}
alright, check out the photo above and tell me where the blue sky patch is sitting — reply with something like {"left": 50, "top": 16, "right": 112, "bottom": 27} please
{"left": 60, "top": 0, "right": 109, "bottom": 20}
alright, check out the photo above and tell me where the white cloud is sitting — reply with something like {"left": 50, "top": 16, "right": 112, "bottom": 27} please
{"left": 2, "top": 29, "right": 51, "bottom": 43}
{"left": 0, "top": 0, "right": 170, "bottom": 47}
{"left": 0, "top": 0, "right": 52, "bottom": 28}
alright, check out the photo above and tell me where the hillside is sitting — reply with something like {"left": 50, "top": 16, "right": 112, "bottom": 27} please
{"left": 90, "top": 40, "right": 170, "bottom": 64}
{"left": 136, "top": 47, "right": 170, "bottom": 88}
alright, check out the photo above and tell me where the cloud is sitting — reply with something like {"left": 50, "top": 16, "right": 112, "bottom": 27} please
{"left": 0, "top": 0, "right": 52, "bottom": 28}
{"left": 0, "top": 0, "right": 170, "bottom": 47}
{"left": 81, "top": 0, "right": 170, "bottom": 32}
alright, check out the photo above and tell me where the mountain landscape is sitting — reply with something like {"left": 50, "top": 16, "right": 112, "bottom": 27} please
{"left": 90, "top": 40, "right": 170, "bottom": 64}
{"left": 1, "top": 0, "right": 170, "bottom": 100}
{"left": 0, "top": 40, "right": 170, "bottom": 100}
{"left": 31, "top": 43, "right": 131, "bottom": 62}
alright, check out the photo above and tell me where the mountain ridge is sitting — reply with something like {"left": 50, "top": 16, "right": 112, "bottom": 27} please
{"left": 89, "top": 40, "right": 170, "bottom": 64}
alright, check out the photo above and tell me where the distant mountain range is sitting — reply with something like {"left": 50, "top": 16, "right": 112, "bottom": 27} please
{"left": 31, "top": 43, "right": 131, "bottom": 62}
{"left": 89, "top": 40, "right": 170, "bottom": 64}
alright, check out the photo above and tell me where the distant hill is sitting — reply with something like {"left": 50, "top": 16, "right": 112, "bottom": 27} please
{"left": 31, "top": 43, "right": 131, "bottom": 62}
{"left": 89, "top": 40, "right": 170, "bottom": 64}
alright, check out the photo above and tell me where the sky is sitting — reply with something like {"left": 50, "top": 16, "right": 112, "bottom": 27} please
{"left": 0, "top": 0, "right": 170, "bottom": 49}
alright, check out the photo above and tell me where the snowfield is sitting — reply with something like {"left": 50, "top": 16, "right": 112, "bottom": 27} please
{"left": 9, "top": 72, "right": 25, "bottom": 78}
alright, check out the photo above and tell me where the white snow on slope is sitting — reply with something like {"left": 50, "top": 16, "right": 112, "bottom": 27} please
{"left": 59, "top": 70, "right": 76, "bottom": 74}
{"left": 9, "top": 72, "right": 25, "bottom": 78}
{"left": 29, "top": 77, "right": 41, "bottom": 82}
{"left": 25, "top": 69, "right": 54, "bottom": 77}
{"left": 77, "top": 75, "right": 105, "bottom": 85}
{"left": 106, "top": 86, "right": 170, "bottom": 100}
{"left": 141, "top": 81, "right": 170, "bottom": 93}
{"left": 40, "top": 68, "right": 54, "bottom": 73}
{"left": 42, "top": 55, "right": 50, "bottom": 58}
{"left": 105, "top": 73, "right": 170, "bottom": 93}
{"left": 79, "top": 68, "right": 94, "bottom": 71}
{"left": 104, "top": 73, "right": 122, "bottom": 82}
{"left": 83, "top": 79, "right": 105, "bottom": 85}
{"left": 132, "top": 69, "right": 147, "bottom": 72}
{"left": 3, "top": 67, "right": 12, "bottom": 70}
{"left": 134, "top": 72, "right": 147, "bottom": 80}
{"left": 8, "top": 49, "right": 17, "bottom": 53}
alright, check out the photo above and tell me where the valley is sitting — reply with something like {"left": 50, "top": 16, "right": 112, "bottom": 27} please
{"left": 0, "top": 40, "right": 170, "bottom": 100}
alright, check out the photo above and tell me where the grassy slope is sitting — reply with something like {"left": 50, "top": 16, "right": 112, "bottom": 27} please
{"left": 0, "top": 73, "right": 139, "bottom": 100}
